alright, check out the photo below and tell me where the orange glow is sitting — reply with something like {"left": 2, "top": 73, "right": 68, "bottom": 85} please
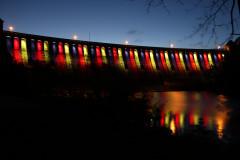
{"left": 9, "top": 26, "right": 14, "bottom": 31}
{"left": 170, "top": 119, "right": 176, "bottom": 135}
{"left": 170, "top": 43, "right": 174, "bottom": 48}
{"left": 125, "top": 41, "right": 129, "bottom": 45}
{"left": 73, "top": 35, "right": 78, "bottom": 40}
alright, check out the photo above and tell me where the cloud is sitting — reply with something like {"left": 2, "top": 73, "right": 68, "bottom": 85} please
{"left": 126, "top": 29, "right": 143, "bottom": 35}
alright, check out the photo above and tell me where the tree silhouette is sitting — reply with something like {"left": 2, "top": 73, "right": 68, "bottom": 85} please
{"left": 145, "top": 0, "right": 240, "bottom": 47}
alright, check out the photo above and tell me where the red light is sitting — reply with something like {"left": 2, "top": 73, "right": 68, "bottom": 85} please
{"left": 58, "top": 43, "right": 63, "bottom": 54}
{"left": 12, "top": 50, "right": 21, "bottom": 63}
{"left": 145, "top": 50, "right": 152, "bottom": 70}
{"left": 78, "top": 45, "right": 83, "bottom": 56}
{"left": 129, "top": 49, "right": 136, "bottom": 71}
{"left": 160, "top": 51, "right": 168, "bottom": 73}
{"left": 189, "top": 52, "right": 197, "bottom": 71}
{"left": 37, "top": 41, "right": 42, "bottom": 51}
{"left": 175, "top": 113, "right": 180, "bottom": 130}
{"left": 203, "top": 53, "right": 210, "bottom": 70}
{"left": 189, "top": 114, "right": 194, "bottom": 126}
{"left": 96, "top": 46, "right": 101, "bottom": 57}
{"left": 14, "top": 38, "right": 19, "bottom": 50}
{"left": 175, "top": 52, "right": 182, "bottom": 72}
{"left": 129, "top": 49, "right": 134, "bottom": 59}
{"left": 113, "top": 48, "right": 118, "bottom": 65}
{"left": 160, "top": 110, "right": 165, "bottom": 127}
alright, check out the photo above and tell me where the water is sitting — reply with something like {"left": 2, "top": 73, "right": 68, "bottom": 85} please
{"left": 134, "top": 91, "right": 233, "bottom": 139}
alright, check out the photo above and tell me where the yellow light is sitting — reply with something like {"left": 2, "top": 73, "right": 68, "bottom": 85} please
{"left": 9, "top": 26, "right": 14, "bottom": 31}
{"left": 125, "top": 41, "right": 129, "bottom": 45}
{"left": 73, "top": 35, "right": 78, "bottom": 40}
{"left": 170, "top": 43, "right": 174, "bottom": 48}
{"left": 217, "top": 45, "right": 221, "bottom": 50}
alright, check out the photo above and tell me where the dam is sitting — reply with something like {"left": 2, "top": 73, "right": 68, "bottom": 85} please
{"left": 0, "top": 19, "right": 227, "bottom": 90}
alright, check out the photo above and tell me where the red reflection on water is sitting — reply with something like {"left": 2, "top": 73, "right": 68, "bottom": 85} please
{"left": 14, "top": 38, "right": 19, "bottom": 50}
{"left": 160, "top": 110, "right": 165, "bottom": 127}
{"left": 189, "top": 114, "right": 194, "bottom": 126}
{"left": 175, "top": 113, "right": 180, "bottom": 130}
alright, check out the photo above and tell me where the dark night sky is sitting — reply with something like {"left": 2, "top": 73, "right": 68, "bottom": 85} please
{"left": 0, "top": 0, "right": 238, "bottom": 49}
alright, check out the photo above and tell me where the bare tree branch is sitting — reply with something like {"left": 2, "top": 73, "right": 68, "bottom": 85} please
{"left": 145, "top": 0, "right": 240, "bottom": 48}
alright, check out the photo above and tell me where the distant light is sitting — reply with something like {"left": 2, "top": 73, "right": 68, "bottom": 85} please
{"left": 125, "top": 41, "right": 129, "bottom": 45}
{"left": 73, "top": 35, "right": 78, "bottom": 40}
{"left": 9, "top": 26, "right": 14, "bottom": 31}
{"left": 217, "top": 45, "right": 221, "bottom": 50}
{"left": 170, "top": 43, "right": 174, "bottom": 48}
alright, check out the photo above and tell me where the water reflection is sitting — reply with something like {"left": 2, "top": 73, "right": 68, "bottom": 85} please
{"left": 135, "top": 91, "right": 231, "bottom": 139}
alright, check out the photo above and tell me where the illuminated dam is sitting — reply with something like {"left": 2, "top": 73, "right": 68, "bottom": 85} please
{"left": 0, "top": 22, "right": 227, "bottom": 89}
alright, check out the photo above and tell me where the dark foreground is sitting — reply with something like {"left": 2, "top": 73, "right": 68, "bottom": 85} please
{"left": 1, "top": 91, "right": 240, "bottom": 160}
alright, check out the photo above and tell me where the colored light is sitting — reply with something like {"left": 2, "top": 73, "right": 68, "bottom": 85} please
{"left": 44, "top": 41, "right": 48, "bottom": 51}
{"left": 203, "top": 53, "right": 210, "bottom": 70}
{"left": 164, "top": 51, "right": 172, "bottom": 72}
{"left": 170, "top": 119, "right": 176, "bottom": 135}
{"left": 160, "top": 51, "right": 168, "bottom": 73}
{"left": 217, "top": 45, "right": 221, "bottom": 50}
{"left": 9, "top": 26, "right": 14, "bottom": 31}
{"left": 189, "top": 52, "right": 197, "bottom": 71}
{"left": 78, "top": 45, "right": 83, "bottom": 56}
{"left": 129, "top": 49, "right": 137, "bottom": 71}
{"left": 179, "top": 52, "right": 187, "bottom": 73}
{"left": 145, "top": 50, "right": 153, "bottom": 71}
{"left": 118, "top": 48, "right": 125, "bottom": 69}
{"left": 21, "top": 38, "right": 27, "bottom": 51}
{"left": 208, "top": 52, "right": 214, "bottom": 67}
{"left": 101, "top": 47, "right": 108, "bottom": 64}
{"left": 96, "top": 46, "right": 101, "bottom": 56}
{"left": 193, "top": 52, "right": 201, "bottom": 71}
{"left": 149, "top": 50, "right": 157, "bottom": 71}
{"left": 64, "top": 43, "right": 70, "bottom": 54}
{"left": 113, "top": 48, "right": 118, "bottom": 66}
{"left": 14, "top": 37, "right": 19, "bottom": 50}
{"left": 58, "top": 43, "right": 64, "bottom": 54}
{"left": 83, "top": 45, "right": 88, "bottom": 56}
{"left": 134, "top": 49, "right": 141, "bottom": 69}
